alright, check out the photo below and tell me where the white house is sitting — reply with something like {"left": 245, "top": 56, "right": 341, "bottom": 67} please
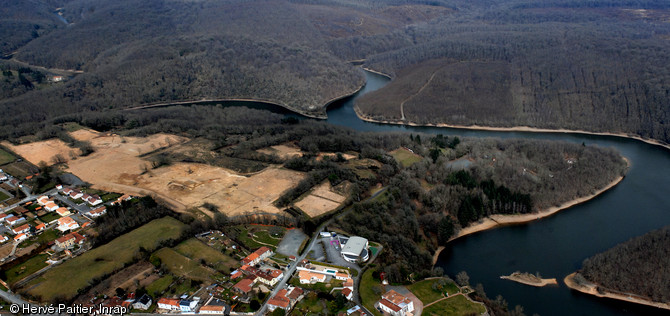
{"left": 133, "top": 294, "right": 152, "bottom": 310}
{"left": 157, "top": 298, "right": 180, "bottom": 311}
{"left": 376, "top": 290, "right": 414, "bottom": 316}
{"left": 14, "top": 233, "right": 28, "bottom": 242}
{"left": 0, "top": 235, "right": 8, "bottom": 243}
{"left": 86, "top": 195, "right": 103, "bottom": 206}
{"left": 199, "top": 305, "right": 227, "bottom": 314}
{"left": 57, "top": 216, "right": 79, "bottom": 232}
{"left": 44, "top": 202, "right": 59, "bottom": 212}
{"left": 179, "top": 300, "right": 197, "bottom": 312}
{"left": 12, "top": 224, "right": 31, "bottom": 235}
{"left": 88, "top": 206, "right": 107, "bottom": 218}
{"left": 5, "top": 215, "right": 25, "bottom": 226}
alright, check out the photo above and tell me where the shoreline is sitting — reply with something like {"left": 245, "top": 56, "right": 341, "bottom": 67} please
{"left": 500, "top": 272, "right": 558, "bottom": 287}
{"left": 353, "top": 107, "right": 670, "bottom": 151}
{"left": 431, "top": 162, "right": 628, "bottom": 265}
{"left": 564, "top": 273, "right": 670, "bottom": 311}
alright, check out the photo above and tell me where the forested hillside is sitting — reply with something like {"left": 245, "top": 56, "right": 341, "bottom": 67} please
{"left": 2, "top": 0, "right": 669, "bottom": 143}
{"left": 0, "top": 0, "right": 452, "bottom": 140}
{"left": 353, "top": 0, "right": 670, "bottom": 144}
{"left": 578, "top": 226, "right": 670, "bottom": 303}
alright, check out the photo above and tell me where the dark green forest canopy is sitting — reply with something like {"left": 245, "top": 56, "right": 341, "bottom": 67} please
{"left": 580, "top": 226, "right": 670, "bottom": 303}
{"left": 2, "top": 0, "right": 669, "bottom": 144}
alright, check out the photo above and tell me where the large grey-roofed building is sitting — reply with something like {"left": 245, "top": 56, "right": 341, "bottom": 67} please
{"left": 341, "top": 236, "right": 369, "bottom": 263}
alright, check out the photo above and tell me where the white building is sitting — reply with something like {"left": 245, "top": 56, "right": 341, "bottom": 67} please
{"left": 340, "top": 236, "right": 369, "bottom": 263}
{"left": 376, "top": 290, "right": 414, "bottom": 316}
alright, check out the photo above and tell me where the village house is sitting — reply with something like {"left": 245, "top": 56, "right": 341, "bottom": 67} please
{"left": 133, "top": 294, "right": 152, "bottom": 310}
{"left": 57, "top": 216, "right": 79, "bottom": 232}
{"left": 86, "top": 195, "right": 103, "bottom": 206}
{"left": 179, "top": 300, "right": 197, "bottom": 312}
{"left": 230, "top": 269, "right": 243, "bottom": 280}
{"left": 342, "top": 288, "right": 354, "bottom": 301}
{"left": 14, "top": 233, "right": 28, "bottom": 242}
{"left": 12, "top": 224, "right": 31, "bottom": 235}
{"left": 0, "top": 214, "right": 7, "bottom": 222}
{"left": 241, "top": 246, "right": 273, "bottom": 266}
{"left": 55, "top": 232, "right": 85, "bottom": 248}
{"left": 199, "top": 305, "right": 227, "bottom": 314}
{"left": 62, "top": 187, "right": 73, "bottom": 195}
{"left": 232, "top": 277, "right": 256, "bottom": 295}
{"left": 37, "top": 195, "right": 50, "bottom": 205}
{"left": 298, "top": 270, "right": 327, "bottom": 284}
{"left": 376, "top": 290, "right": 414, "bottom": 316}
{"left": 56, "top": 207, "right": 71, "bottom": 217}
{"left": 69, "top": 189, "right": 83, "bottom": 200}
{"left": 0, "top": 235, "right": 8, "bottom": 243}
{"left": 35, "top": 223, "right": 46, "bottom": 232}
{"left": 157, "top": 298, "right": 180, "bottom": 311}
{"left": 87, "top": 206, "right": 107, "bottom": 218}
{"left": 111, "top": 194, "right": 132, "bottom": 205}
{"left": 44, "top": 202, "right": 59, "bottom": 212}
{"left": 5, "top": 215, "right": 26, "bottom": 226}
{"left": 256, "top": 269, "right": 284, "bottom": 287}
{"left": 267, "top": 287, "right": 304, "bottom": 312}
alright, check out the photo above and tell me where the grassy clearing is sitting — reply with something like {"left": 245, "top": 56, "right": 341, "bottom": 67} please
{"left": 408, "top": 278, "right": 459, "bottom": 304}
{"left": 390, "top": 147, "right": 422, "bottom": 167}
{"left": 26, "top": 217, "right": 186, "bottom": 302}
{"left": 146, "top": 275, "right": 174, "bottom": 297}
{"left": 62, "top": 122, "right": 85, "bottom": 132}
{"left": 38, "top": 212, "right": 60, "bottom": 223}
{"left": 152, "top": 248, "right": 214, "bottom": 281}
{"left": 4, "top": 254, "right": 49, "bottom": 285}
{"left": 173, "top": 238, "right": 238, "bottom": 273}
{"left": 422, "top": 294, "right": 486, "bottom": 316}
{"left": 360, "top": 269, "right": 382, "bottom": 316}
{"left": 0, "top": 148, "right": 15, "bottom": 165}
{"left": 253, "top": 230, "right": 284, "bottom": 246}
{"left": 0, "top": 191, "right": 9, "bottom": 202}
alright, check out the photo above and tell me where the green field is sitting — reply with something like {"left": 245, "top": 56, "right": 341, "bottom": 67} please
{"left": 407, "top": 278, "right": 460, "bottom": 304}
{"left": 253, "top": 230, "right": 284, "bottom": 246}
{"left": 359, "top": 269, "right": 382, "bottom": 316}
{"left": 0, "top": 148, "right": 15, "bottom": 165}
{"left": 390, "top": 148, "right": 422, "bottom": 167}
{"left": 26, "top": 217, "right": 186, "bottom": 302}
{"left": 152, "top": 248, "right": 214, "bottom": 281}
{"left": 4, "top": 254, "right": 49, "bottom": 285}
{"left": 0, "top": 191, "right": 9, "bottom": 202}
{"left": 146, "top": 275, "right": 174, "bottom": 297}
{"left": 173, "top": 238, "right": 238, "bottom": 273}
{"left": 422, "top": 294, "right": 487, "bottom": 316}
{"left": 38, "top": 212, "right": 60, "bottom": 223}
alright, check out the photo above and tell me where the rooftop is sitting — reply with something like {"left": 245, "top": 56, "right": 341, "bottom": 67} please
{"left": 341, "top": 236, "right": 368, "bottom": 257}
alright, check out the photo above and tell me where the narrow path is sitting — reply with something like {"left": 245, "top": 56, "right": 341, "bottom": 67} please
{"left": 423, "top": 294, "right": 452, "bottom": 308}
{"left": 399, "top": 68, "right": 443, "bottom": 120}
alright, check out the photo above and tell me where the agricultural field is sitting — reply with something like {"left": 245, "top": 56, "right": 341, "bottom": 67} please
{"left": 2, "top": 161, "right": 38, "bottom": 179}
{"left": 151, "top": 248, "right": 215, "bottom": 282}
{"left": 422, "top": 294, "right": 487, "bottom": 316}
{"left": 407, "top": 278, "right": 460, "bottom": 305}
{"left": 0, "top": 148, "right": 15, "bottom": 165}
{"left": 73, "top": 261, "right": 157, "bottom": 304}
{"left": 3, "top": 254, "right": 49, "bottom": 286}
{"left": 173, "top": 238, "right": 238, "bottom": 273}
{"left": 390, "top": 147, "right": 422, "bottom": 167}
{"left": 294, "top": 181, "right": 347, "bottom": 217}
{"left": 23, "top": 217, "right": 186, "bottom": 302}
{"left": 146, "top": 275, "right": 175, "bottom": 297}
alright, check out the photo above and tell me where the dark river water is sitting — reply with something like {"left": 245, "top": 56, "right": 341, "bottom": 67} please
{"left": 324, "top": 71, "right": 670, "bottom": 316}
{"left": 213, "top": 70, "right": 669, "bottom": 315}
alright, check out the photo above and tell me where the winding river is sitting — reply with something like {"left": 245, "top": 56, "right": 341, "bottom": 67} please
{"left": 189, "top": 69, "right": 668, "bottom": 315}
{"left": 323, "top": 71, "right": 670, "bottom": 316}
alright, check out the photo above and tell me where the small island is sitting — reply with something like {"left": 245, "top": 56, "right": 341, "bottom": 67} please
{"left": 500, "top": 271, "right": 557, "bottom": 287}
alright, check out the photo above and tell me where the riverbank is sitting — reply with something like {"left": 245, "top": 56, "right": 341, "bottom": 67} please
{"left": 500, "top": 272, "right": 557, "bottom": 287}
{"left": 564, "top": 273, "right": 670, "bottom": 311}
{"left": 353, "top": 106, "right": 670, "bottom": 151}
{"left": 430, "top": 165, "right": 627, "bottom": 265}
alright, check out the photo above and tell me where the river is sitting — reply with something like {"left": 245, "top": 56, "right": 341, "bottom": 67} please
{"left": 322, "top": 71, "right": 670, "bottom": 316}
{"left": 173, "top": 69, "right": 668, "bottom": 315}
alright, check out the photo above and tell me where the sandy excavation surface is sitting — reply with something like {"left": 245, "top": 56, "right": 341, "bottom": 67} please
{"left": 2, "top": 139, "right": 81, "bottom": 165}
{"left": 294, "top": 181, "right": 347, "bottom": 217}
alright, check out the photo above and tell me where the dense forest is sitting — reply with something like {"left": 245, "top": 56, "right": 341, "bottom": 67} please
{"left": 4, "top": 0, "right": 669, "bottom": 143}
{"left": 78, "top": 104, "right": 627, "bottom": 283}
{"left": 578, "top": 226, "right": 670, "bottom": 303}
{"left": 354, "top": 0, "right": 670, "bottom": 143}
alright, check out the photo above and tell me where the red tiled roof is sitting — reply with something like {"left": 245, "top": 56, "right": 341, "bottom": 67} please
{"left": 287, "top": 287, "right": 303, "bottom": 300}
{"left": 379, "top": 299, "right": 401, "bottom": 312}
{"left": 233, "top": 278, "right": 254, "bottom": 293}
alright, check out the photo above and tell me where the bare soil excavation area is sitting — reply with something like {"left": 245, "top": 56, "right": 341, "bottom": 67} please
{"left": 7, "top": 129, "right": 305, "bottom": 216}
